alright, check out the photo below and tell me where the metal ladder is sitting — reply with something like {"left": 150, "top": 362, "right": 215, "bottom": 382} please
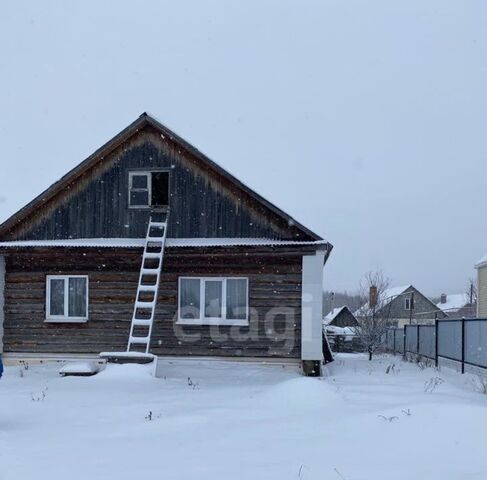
{"left": 127, "top": 210, "right": 169, "bottom": 353}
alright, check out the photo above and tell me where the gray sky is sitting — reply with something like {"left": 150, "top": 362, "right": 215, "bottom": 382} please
{"left": 0, "top": 0, "right": 486, "bottom": 296}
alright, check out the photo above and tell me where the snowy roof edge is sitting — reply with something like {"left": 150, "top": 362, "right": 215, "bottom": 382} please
{"left": 0, "top": 238, "right": 329, "bottom": 249}
{"left": 475, "top": 254, "right": 487, "bottom": 268}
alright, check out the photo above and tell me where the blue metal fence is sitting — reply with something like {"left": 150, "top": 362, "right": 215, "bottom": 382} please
{"left": 386, "top": 318, "right": 487, "bottom": 373}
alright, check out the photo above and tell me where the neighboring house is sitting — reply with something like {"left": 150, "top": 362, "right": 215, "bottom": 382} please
{"left": 323, "top": 306, "right": 358, "bottom": 328}
{"left": 0, "top": 113, "right": 333, "bottom": 375}
{"left": 323, "top": 306, "right": 361, "bottom": 353}
{"left": 476, "top": 254, "right": 487, "bottom": 317}
{"left": 355, "top": 285, "right": 446, "bottom": 327}
{"left": 436, "top": 293, "right": 475, "bottom": 318}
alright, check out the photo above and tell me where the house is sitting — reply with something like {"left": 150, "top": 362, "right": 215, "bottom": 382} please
{"left": 476, "top": 255, "right": 487, "bottom": 317}
{"left": 355, "top": 285, "right": 446, "bottom": 327}
{"left": 436, "top": 293, "right": 475, "bottom": 318}
{"left": 0, "top": 113, "right": 332, "bottom": 376}
{"left": 322, "top": 306, "right": 360, "bottom": 353}
{"left": 323, "top": 306, "right": 358, "bottom": 328}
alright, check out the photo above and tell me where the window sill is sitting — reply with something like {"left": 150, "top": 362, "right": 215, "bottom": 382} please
{"left": 45, "top": 318, "right": 89, "bottom": 324}
{"left": 176, "top": 318, "right": 249, "bottom": 327}
{"left": 128, "top": 206, "right": 169, "bottom": 210}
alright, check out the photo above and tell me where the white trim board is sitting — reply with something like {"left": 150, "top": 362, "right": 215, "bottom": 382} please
{"left": 0, "top": 256, "right": 5, "bottom": 354}
{"left": 301, "top": 251, "right": 325, "bottom": 361}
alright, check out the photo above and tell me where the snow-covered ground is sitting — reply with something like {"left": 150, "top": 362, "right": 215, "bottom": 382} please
{"left": 1, "top": 354, "right": 487, "bottom": 480}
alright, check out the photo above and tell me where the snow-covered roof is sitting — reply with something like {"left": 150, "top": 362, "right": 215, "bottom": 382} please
{"left": 436, "top": 293, "right": 470, "bottom": 313}
{"left": 324, "top": 325, "right": 356, "bottom": 337}
{"left": 354, "top": 285, "right": 412, "bottom": 316}
{"left": 381, "top": 285, "right": 412, "bottom": 301}
{"left": 323, "top": 306, "right": 347, "bottom": 325}
{"left": 475, "top": 254, "right": 487, "bottom": 269}
{"left": 0, "top": 238, "right": 328, "bottom": 249}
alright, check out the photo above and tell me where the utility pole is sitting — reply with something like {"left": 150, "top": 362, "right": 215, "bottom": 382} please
{"left": 409, "top": 292, "right": 414, "bottom": 325}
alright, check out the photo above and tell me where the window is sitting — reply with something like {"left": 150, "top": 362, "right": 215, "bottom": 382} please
{"left": 405, "top": 297, "right": 413, "bottom": 311}
{"left": 178, "top": 277, "right": 249, "bottom": 325}
{"left": 46, "top": 275, "right": 88, "bottom": 322}
{"left": 129, "top": 171, "right": 169, "bottom": 208}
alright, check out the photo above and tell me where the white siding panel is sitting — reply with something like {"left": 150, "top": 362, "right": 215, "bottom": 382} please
{"left": 301, "top": 251, "right": 325, "bottom": 361}
{"left": 0, "top": 256, "right": 4, "bottom": 353}
{"left": 478, "top": 266, "right": 487, "bottom": 317}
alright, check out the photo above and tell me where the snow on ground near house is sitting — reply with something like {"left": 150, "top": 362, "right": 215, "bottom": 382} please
{"left": 1, "top": 355, "right": 487, "bottom": 480}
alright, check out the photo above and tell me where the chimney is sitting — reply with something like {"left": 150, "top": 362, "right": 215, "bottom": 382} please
{"left": 440, "top": 293, "right": 447, "bottom": 304}
{"left": 369, "top": 285, "right": 378, "bottom": 308}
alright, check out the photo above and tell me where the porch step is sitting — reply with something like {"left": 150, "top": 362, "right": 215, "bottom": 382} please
{"left": 99, "top": 352, "right": 155, "bottom": 365}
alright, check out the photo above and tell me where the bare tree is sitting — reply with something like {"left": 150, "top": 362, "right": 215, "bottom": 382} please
{"left": 354, "top": 271, "right": 392, "bottom": 361}
{"left": 466, "top": 277, "right": 478, "bottom": 305}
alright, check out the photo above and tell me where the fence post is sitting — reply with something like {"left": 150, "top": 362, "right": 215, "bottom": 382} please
{"left": 416, "top": 325, "right": 420, "bottom": 355}
{"left": 393, "top": 329, "right": 396, "bottom": 356}
{"left": 435, "top": 319, "right": 439, "bottom": 368}
{"left": 461, "top": 318, "right": 465, "bottom": 374}
{"left": 403, "top": 326, "right": 406, "bottom": 360}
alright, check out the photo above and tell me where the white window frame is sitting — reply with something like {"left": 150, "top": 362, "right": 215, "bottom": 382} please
{"left": 45, "top": 275, "right": 89, "bottom": 323}
{"left": 177, "top": 277, "right": 249, "bottom": 326}
{"left": 404, "top": 297, "right": 412, "bottom": 311}
{"left": 128, "top": 171, "right": 151, "bottom": 208}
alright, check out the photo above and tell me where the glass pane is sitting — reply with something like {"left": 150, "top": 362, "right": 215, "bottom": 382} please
{"left": 205, "top": 280, "right": 222, "bottom": 318}
{"left": 49, "top": 279, "right": 65, "bottom": 316}
{"left": 226, "top": 279, "right": 247, "bottom": 320}
{"left": 131, "top": 174, "right": 148, "bottom": 189}
{"left": 68, "top": 277, "right": 87, "bottom": 318}
{"left": 180, "top": 278, "right": 201, "bottom": 319}
{"left": 130, "top": 190, "right": 149, "bottom": 206}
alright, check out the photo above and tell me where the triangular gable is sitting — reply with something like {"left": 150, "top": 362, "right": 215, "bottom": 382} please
{"left": 0, "top": 113, "right": 326, "bottom": 243}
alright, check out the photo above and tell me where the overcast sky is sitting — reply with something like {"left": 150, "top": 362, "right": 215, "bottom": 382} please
{"left": 0, "top": 1, "right": 486, "bottom": 296}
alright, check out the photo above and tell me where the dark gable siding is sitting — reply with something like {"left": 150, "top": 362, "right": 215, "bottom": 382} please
{"left": 329, "top": 309, "right": 358, "bottom": 327}
{"left": 8, "top": 128, "right": 300, "bottom": 241}
{"left": 384, "top": 287, "right": 446, "bottom": 321}
{"left": 3, "top": 247, "right": 305, "bottom": 358}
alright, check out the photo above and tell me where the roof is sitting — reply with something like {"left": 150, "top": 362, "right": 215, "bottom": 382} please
{"left": 323, "top": 306, "right": 347, "bottom": 324}
{"left": 476, "top": 254, "right": 487, "bottom": 269}
{"left": 0, "top": 238, "right": 329, "bottom": 249}
{"left": 0, "top": 113, "right": 327, "bottom": 247}
{"left": 436, "top": 293, "right": 470, "bottom": 313}
{"left": 355, "top": 285, "right": 412, "bottom": 316}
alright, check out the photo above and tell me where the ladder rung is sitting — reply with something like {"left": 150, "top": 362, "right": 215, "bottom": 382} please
{"left": 150, "top": 222, "right": 167, "bottom": 228}
{"left": 138, "top": 285, "right": 157, "bottom": 292}
{"left": 147, "top": 236, "right": 165, "bottom": 242}
{"left": 132, "top": 319, "right": 152, "bottom": 327}
{"left": 143, "top": 252, "right": 162, "bottom": 259}
{"left": 141, "top": 268, "right": 160, "bottom": 275}
{"left": 146, "top": 243, "right": 163, "bottom": 249}
{"left": 135, "top": 300, "right": 155, "bottom": 309}
{"left": 129, "top": 336, "right": 150, "bottom": 344}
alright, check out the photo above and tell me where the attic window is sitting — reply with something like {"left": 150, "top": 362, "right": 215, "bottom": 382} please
{"left": 405, "top": 297, "right": 413, "bottom": 310}
{"left": 129, "top": 171, "right": 169, "bottom": 208}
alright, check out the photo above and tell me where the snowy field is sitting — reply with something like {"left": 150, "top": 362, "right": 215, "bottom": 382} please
{"left": 1, "top": 354, "right": 487, "bottom": 480}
